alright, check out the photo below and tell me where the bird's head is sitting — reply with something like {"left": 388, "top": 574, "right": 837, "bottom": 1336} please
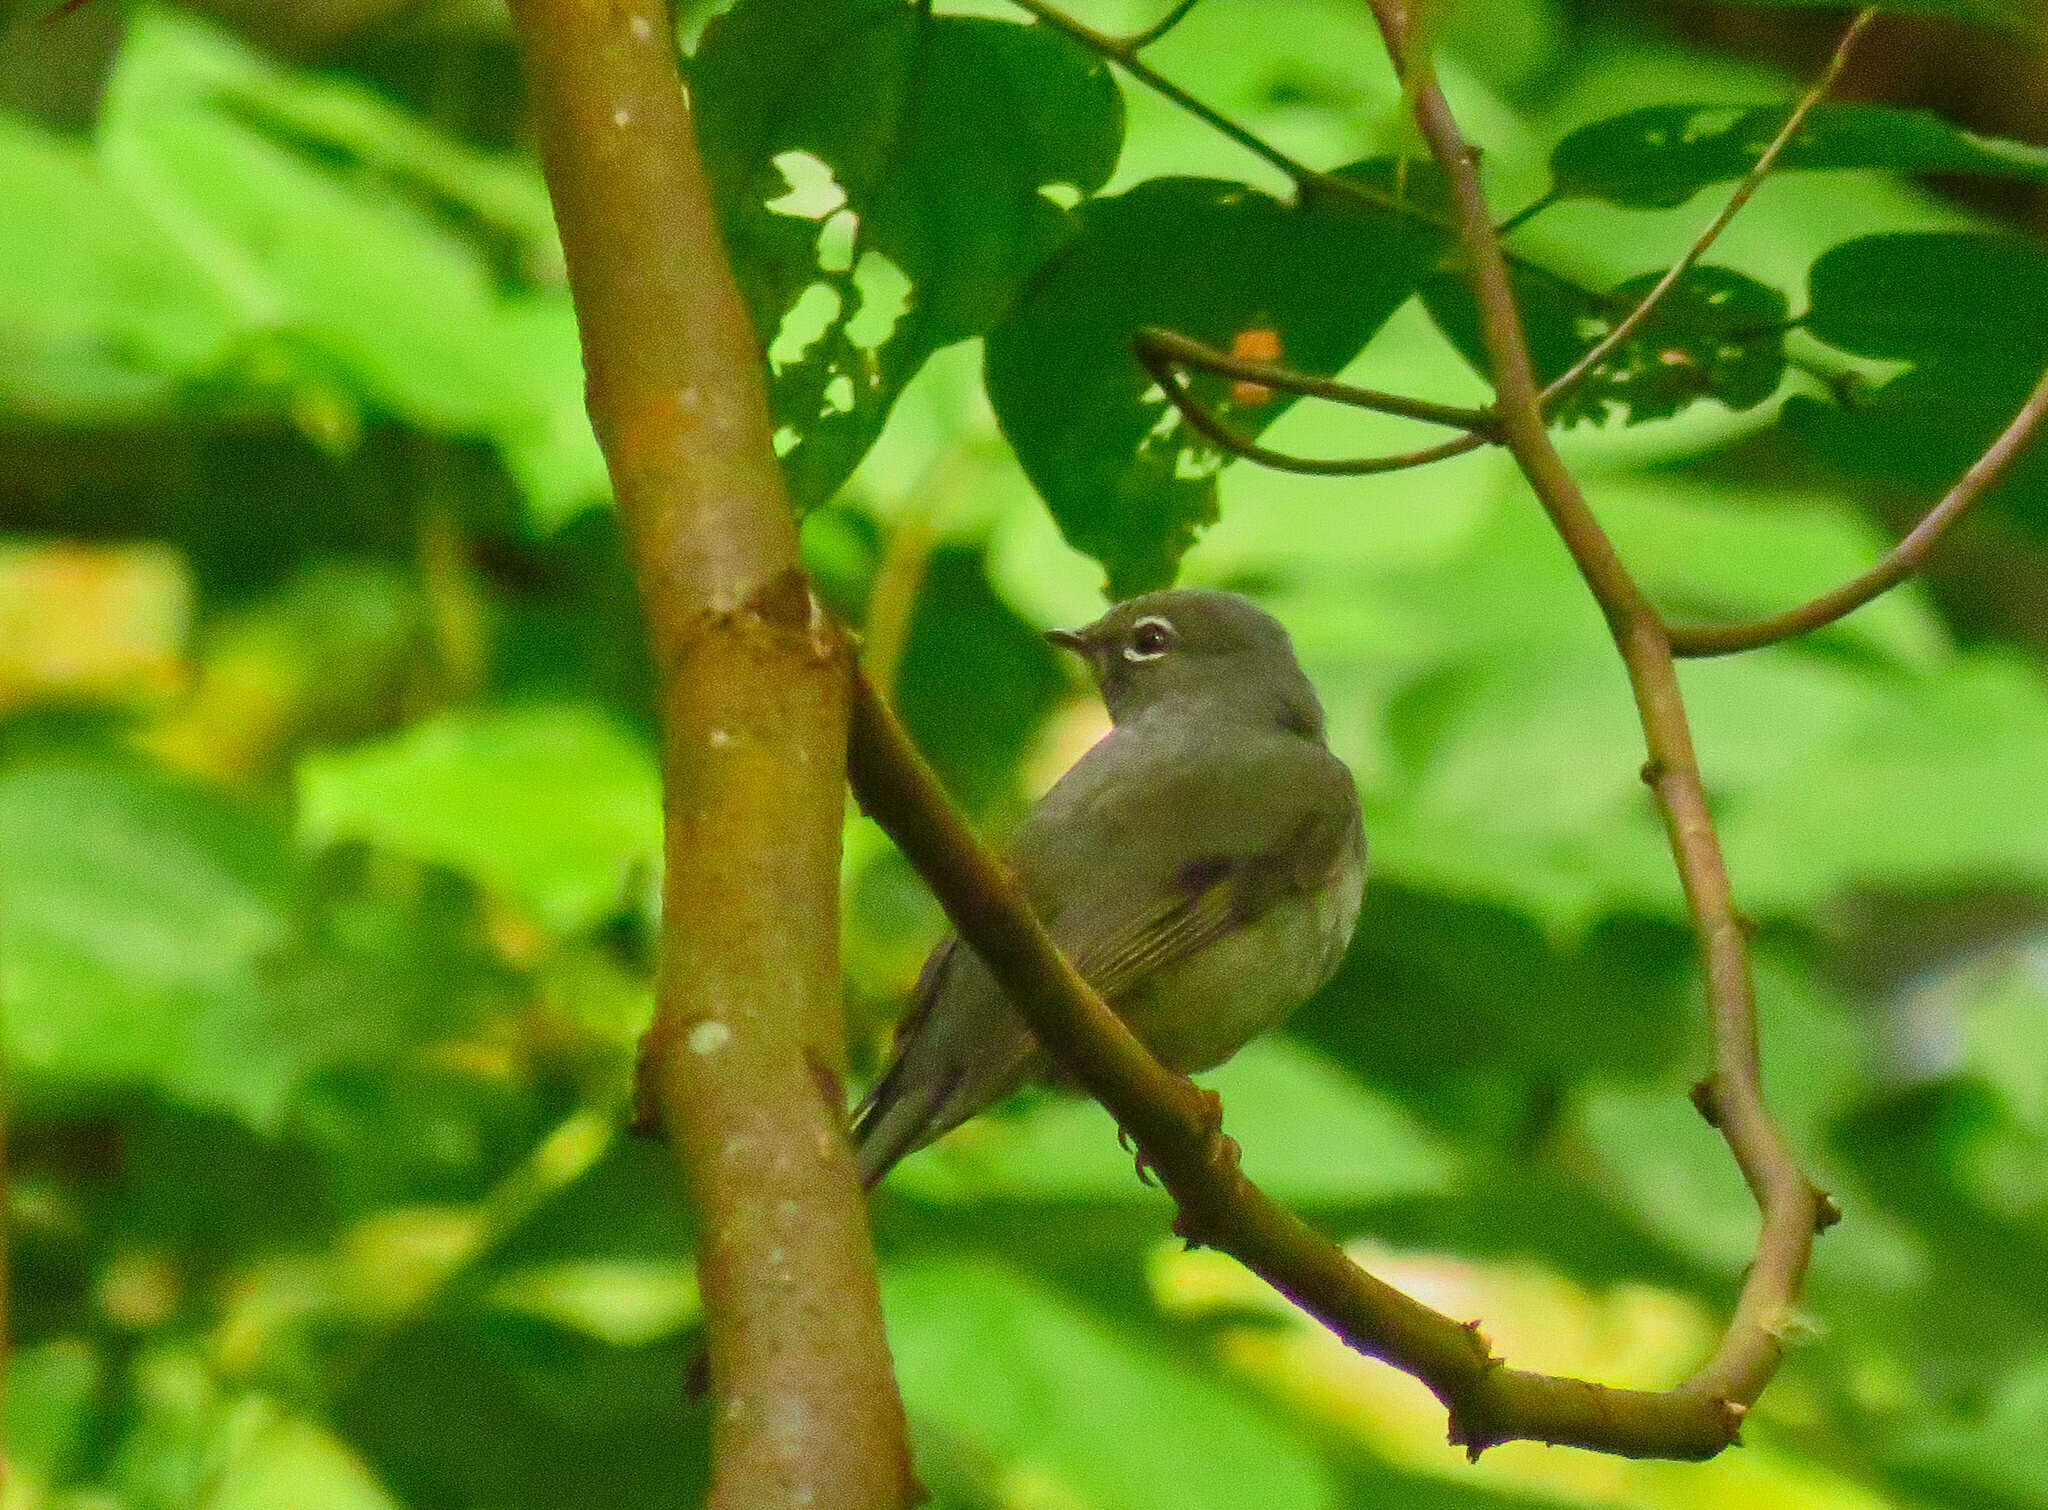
{"left": 1046, "top": 588, "right": 1325, "bottom": 737}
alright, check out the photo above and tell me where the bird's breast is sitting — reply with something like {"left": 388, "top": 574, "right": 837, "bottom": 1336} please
{"left": 1122, "top": 854, "right": 1364, "bottom": 1075}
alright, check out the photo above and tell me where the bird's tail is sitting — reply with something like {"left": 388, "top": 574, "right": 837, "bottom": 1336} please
{"left": 850, "top": 1056, "right": 956, "bottom": 1189}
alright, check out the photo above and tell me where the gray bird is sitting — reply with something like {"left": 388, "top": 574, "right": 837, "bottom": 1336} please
{"left": 853, "top": 587, "right": 1367, "bottom": 1187}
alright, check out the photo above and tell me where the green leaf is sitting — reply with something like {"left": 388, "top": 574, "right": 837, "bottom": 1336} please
{"left": 90, "top": 10, "right": 602, "bottom": 527}
{"left": 1805, "top": 230, "right": 2048, "bottom": 366}
{"left": 3, "top": 1341, "right": 104, "bottom": 1489}
{"left": 1721, "top": 652, "right": 2048, "bottom": 910}
{"left": 204, "top": 1397, "right": 404, "bottom": 1510}
{"left": 0, "top": 114, "right": 231, "bottom": 415}
{"left": 986, "top": 173, "right": 1441, "bottom": 596}
{"left": 692, "top": 0, "right": 1123, "bottom": 514}
{"left": 1421, "top": 264, "right": 1788, "bottom": 426}
{"left": 885, "top": 1258, "right": 1336, "bottom": 1510}
{"left": 1791, "top": 231, "right": 2048, "bottom": 534}
{"left": 1551, "top": 103, "right": 2048, "bottom": 210}
{"left": 0, "top": 759, "right": 310, "bottom": 1126}
{"left": 1897, "top": 1356, "right": 2048, "bottom": 1505}
{"left": 297, "top": 704, "right": 661, "bottom": 935}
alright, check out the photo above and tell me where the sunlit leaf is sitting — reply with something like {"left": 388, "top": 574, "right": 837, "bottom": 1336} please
{"left": 887, "top": 1258, "right": 1336, "bottom": 1510}
{"left": 297, "top": 704, "right": 661, "bottom": 935}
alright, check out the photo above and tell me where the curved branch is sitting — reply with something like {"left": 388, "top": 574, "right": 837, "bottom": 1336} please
{"left": 1538, "top": 9, "right": 1876, "bottom": 412}
{"left": 1671, "top": 360, "right": 2048, "bottom": 656}
{"left": 1364, "top": 0, "right": 1828, "bottom": 1444}
{"left": 1006, "top": 0, "right": 1319, "bottom": 187}
{"left": 1123, "top": 0, "right": 1205, "bottom": 49}
{"left": 847, "top": 672, "right": 1750, "bottom": 1460}
{"left": 1137, "top": 327, "right": 1497, "bottom": 433}
{"left": 1137, "top": 339, "right": 1491, "bottom": 474}
{"left": 506, "top": 4, "right": 913, "bottom": 1507}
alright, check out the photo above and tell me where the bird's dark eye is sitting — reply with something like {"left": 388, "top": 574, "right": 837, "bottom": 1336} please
{"left": 1125, "top": 616, "right": 1176, "bottom": 662}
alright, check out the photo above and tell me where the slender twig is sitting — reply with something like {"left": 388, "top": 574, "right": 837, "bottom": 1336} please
{"left": 1137, "top": 337, "right": 1491, "bottom": 475}
{"left": 1138, "top": 327, "right": 1497, "bottom": 431}
{"left": 1007, "top": 0, "right": 1321, "bottom": 187}
{"left": 1538, "top": 9, "right": 1876, "bottom": 411}
{"left": 1123, "top": 0, "right": 1205, "bottom": 49}
{"left": 1366, "top": 0, "right": 1829, "bottom": 1449}
{"left": 506, "top": 4, "right": 913, "bottom": 1506}
{"left": 846, "top": 672, "right": 1753, "bottom": 1460}
{"left": 1671, "top": 361, "right": 2048, "bottom": 656}
{"left": 1494, "top": 191, "right": 1556, "bottom": 238}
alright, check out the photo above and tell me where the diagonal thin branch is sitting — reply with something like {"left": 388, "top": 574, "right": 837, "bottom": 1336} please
{"left": 1006, "top": 0, "right": 1321, "bottom": 189}
{"left": 1538, "top": 8, "right": 1877, "bottom": 411}
{"left": 1670, "top": 359, "right": 2048, "bottom": 656}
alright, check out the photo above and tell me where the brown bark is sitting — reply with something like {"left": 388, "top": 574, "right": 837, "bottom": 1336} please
{"left": 505, "top": 3, "right": 914, "bottom": 1505}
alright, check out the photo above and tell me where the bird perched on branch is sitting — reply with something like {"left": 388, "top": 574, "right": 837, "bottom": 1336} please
{"left": 853, "top": 587, "right": 1367, "bottom": 1187}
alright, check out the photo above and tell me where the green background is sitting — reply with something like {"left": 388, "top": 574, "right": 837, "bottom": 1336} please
{"left": 5, "top": 0, "right": 2048, "bottom": 1506}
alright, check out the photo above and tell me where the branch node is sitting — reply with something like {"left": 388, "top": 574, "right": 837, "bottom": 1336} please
{"left": 630, "top": 1017, "right": 672, "bottom": 1139}
{"left": 1639, "top": 757, "right": 1664, "bottom": 787}
{"left": 1719, "top": 1398, "right": 1750, "bottom": 1447}
{"left": 1688, "top": 1076, "right": 1723, "bottom": 1127}
{"left": 1813, "top": 1190, "right": 1844, "bottom": 1233}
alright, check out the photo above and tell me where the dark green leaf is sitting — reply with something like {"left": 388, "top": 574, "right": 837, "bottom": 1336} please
{"left": 1552, "top": 103, "right": 2048, "bottom": 211}
{"left": 986, "top": 174, "right": 1441, "bottom": 596}
{"left": 891, "top": 545, "right": 1068, "bottom": 818}
{"left": 1805, "top": 230, "right": 2048, "bottom": 365}
{"left": 1789, "top": 232, "right": 2048, "bottom": 533}
{"left": 692, "top": 0, "right": 1122, "bottom": 514}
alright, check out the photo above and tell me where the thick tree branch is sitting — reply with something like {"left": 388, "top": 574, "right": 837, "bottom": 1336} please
{"left": 505, "top": 5, "right": 913, "bottom": 1507}
{"left": 1670, "top": 359, "right": 2048, "bottom": 656}
{"left": 1366, "top": 0, "right": 1828, "bottom": 1443}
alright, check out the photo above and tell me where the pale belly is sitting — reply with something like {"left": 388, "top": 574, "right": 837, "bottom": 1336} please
{"left": 1120, "top": 862, "right": 1365, "bottom": 1074}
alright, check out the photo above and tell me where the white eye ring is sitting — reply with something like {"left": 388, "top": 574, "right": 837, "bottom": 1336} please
{"left": 1124, "top": 616, "right": 1176, "bottom": 662}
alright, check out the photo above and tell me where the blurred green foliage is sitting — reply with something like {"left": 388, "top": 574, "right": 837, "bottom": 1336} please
{"left": 6, "top": 1, "right": 2048, "bottom": 1508}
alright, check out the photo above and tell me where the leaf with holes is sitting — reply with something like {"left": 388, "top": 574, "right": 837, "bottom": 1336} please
{"left": 1421, "top": 265, "right": 1787, "bottom": 426}
{"left": 691, "top": 0, "right": 1122, "bottom": 515}
{"left": 985, "top": 174, "right": 1442, "bottom": 598}
{"left": 1550, "top": 102, "right": 2048, "bottom": 211}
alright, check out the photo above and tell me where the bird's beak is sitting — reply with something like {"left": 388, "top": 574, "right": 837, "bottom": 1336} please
{"left": 1044, "top": 627, "right": 1090, "bottom": 655}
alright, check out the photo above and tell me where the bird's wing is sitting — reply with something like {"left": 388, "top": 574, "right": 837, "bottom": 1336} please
{"left": 1065, "top": 796, "right": 1358, "bottom": 1004}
